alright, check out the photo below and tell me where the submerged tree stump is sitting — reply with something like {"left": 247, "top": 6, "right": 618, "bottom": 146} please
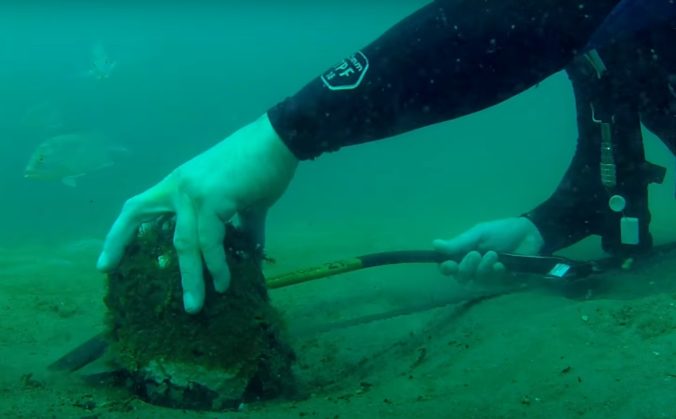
{"left": 104, "top": 217, "right": 295, "bottom": 411}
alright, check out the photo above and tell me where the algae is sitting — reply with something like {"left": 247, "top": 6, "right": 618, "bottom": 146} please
{"left": 103, "top": 216, "right": 295, "bottom": 410}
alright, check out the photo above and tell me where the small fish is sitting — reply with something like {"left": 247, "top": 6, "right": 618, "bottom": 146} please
{"left": 24, "top": 133, "right": 125, "bottom": 187}
{"left": 84, "top": 43, "right": 116, "bottom": 80}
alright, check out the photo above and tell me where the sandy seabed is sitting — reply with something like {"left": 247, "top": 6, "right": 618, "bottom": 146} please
{"left": 1, "top": 235, "right": 675, "bottom": 419}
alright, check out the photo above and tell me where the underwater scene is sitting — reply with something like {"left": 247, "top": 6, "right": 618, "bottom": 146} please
{"left": 2, "top": 1, "right": 676, "bottom": 418}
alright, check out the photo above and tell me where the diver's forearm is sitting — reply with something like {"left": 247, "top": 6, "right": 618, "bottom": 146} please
{"left": 268, "top": 0, "right": 618, "bottom": 160}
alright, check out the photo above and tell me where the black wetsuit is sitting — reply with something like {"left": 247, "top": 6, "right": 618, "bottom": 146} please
{"left": 266, "top": 0, "right": 675, "bottom": 255}
{"left": 268, "top": 0, "right": 621, "bottom": 159}
{"left": 525, "top": 22, "right": 676, "bottom": 255}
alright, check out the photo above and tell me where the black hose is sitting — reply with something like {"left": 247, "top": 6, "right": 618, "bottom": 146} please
{"left": 358, "top": 250, "right": 595, "bottom": 279}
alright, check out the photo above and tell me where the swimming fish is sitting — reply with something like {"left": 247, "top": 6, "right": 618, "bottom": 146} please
{"left": 84, "top": 43, "right": 116, "bottom": 80}
{"left": 24, "top": 133, "right": 124, "bottom": 187}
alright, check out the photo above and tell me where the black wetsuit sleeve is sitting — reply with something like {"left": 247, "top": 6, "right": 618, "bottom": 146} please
{"left": 267, "top": 0, "right": 619, "bottom": 160}
{"left": 635, "top": 24, "right": 676, "bottom": 154}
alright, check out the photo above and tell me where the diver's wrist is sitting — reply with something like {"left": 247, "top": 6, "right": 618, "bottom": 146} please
{"left": 260, "top": 113, "right": 299, "bottom": 168}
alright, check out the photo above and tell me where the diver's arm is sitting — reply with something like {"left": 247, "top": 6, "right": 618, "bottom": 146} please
{"left": 267, "top": 0, "right": 618, "bottom": 160}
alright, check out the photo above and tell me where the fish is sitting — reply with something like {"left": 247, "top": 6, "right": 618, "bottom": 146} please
{"left": 84, "top": 43, "right": 116, "bottom": 80}
{"left": 24, "top": 132, "right": 125, "bottom": 187}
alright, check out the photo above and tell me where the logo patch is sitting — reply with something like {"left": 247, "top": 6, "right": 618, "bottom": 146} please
{"left": 320, "top": 51, "right": 369, "bottom": 91}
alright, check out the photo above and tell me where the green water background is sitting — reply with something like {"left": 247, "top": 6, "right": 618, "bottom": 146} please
{"left": 1, "top": 2, "right": 674, "bottom": 260}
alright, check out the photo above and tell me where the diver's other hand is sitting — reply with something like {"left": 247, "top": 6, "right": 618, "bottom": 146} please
{"left": 96, "top": 113, "right": 298, "bottom": 313}
{"left": 432, "top": 217, "right": 544, "bottom": 283}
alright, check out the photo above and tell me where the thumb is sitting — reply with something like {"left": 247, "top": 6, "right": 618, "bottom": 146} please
{"left": 433, "top": 227, "right": 484, "bottom": 257}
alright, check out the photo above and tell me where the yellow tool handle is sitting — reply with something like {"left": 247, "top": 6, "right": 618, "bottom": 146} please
{"left": 266, "top": 258, "right": 363, "bottom": 289}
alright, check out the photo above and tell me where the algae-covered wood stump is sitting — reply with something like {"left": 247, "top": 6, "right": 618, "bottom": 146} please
{"left": 104, "top": 217, "right": 295, "bottom": 411}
